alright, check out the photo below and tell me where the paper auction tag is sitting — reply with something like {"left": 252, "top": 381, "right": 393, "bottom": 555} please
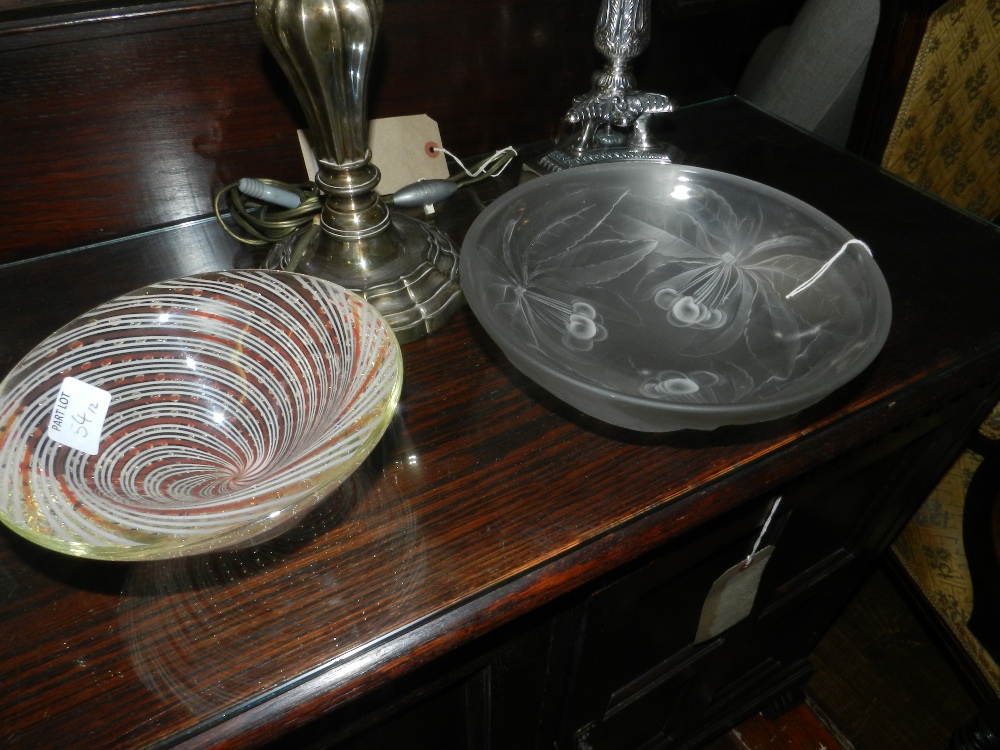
{"left": 369, "top": 115, "right": 449, "bottom": 194}
{"left": 298, "top": 114, "right": 449, "bottom": 195}
{"left": 47, "top": 377, "right": 112, "bottom": 455}
{"left": 694, "top": 545, "right": 774, "bottom": 644}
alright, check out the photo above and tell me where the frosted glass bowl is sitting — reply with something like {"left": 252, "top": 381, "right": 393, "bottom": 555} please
{"left": 461, "top": 162, "right": 892, "bottom": 432}
{"left": 0, "top": 270, "right": 402, "bottom": 560}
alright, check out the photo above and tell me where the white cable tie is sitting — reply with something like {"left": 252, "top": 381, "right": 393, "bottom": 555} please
{"left": 786, "top": 239, "right": 873, "bottom": 299}
{"left": 746, "top": 495, "right": 782, "bottom": 566}
{"left": 432, "top": 146, "right": 518, "bottom": 178}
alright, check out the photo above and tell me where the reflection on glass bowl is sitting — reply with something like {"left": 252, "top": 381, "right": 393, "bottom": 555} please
{"left": 461, "top": 162, "right": 891, "bottom": 432}
{"left": 0, "top": 270, "right": 402, "bottom": 560}
{"left": 119, "top": 457, "right": 425, "bottom": 716}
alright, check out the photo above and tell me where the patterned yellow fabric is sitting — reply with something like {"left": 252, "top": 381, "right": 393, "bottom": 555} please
{"left": 881, "top": 0, "right": 1000, "bottom": 219}
{"left": 891, "top": 401, "right": 1000, "bottom": 697}
{"left": 981, "top": 398, "right": 1000, "bottom": 440}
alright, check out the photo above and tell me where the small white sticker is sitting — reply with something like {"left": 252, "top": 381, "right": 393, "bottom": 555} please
{"left": 47, "top": 377, "right": 112, "bottom": 456}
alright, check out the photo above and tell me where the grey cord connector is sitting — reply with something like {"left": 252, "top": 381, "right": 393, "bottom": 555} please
{"left": 238, "top": 178, "right": 303, "bottom": 209}
{"left": 215, "top": 146, "right": 517, "bottom": 245}
{"left": 387, "top": 179, "right": 458, "bottom": 209}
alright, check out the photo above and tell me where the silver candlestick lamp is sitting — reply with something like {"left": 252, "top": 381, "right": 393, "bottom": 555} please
{"left": 539, "top": 0, "right": 681, "bottom": 171}
{"left": 255, "top": 0, "right": 463, "bottom": 344}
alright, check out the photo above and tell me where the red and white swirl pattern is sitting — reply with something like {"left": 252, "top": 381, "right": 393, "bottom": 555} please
{"left": 0, "top": 270, "right": 402, "bottom": 560}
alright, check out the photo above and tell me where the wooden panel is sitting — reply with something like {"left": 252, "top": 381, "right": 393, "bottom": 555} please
{"left": 0, "top": 0, "right": 603, "bottom": 264}
{"left": 560, "top": 502, "right": 770, "bottom": 749}
{"left": 0, "top": 0, "right": 805, "bottom": 265}
{"left": 1, "top": 3, "right": 303, "bottom": 264}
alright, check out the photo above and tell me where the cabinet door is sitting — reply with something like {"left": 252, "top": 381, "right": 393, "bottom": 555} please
{"left": 559, "top": 390, "right": 997, "bottom": 750}
{"left": 558, "top": 497, "right": 779, "bottom": 750}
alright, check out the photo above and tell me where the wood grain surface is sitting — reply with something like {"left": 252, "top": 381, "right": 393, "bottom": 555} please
{"left": 1, "top": 99, "right": 999, "bottom": 748}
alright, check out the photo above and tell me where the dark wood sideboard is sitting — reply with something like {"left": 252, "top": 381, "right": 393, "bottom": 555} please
{"left": 3, "top": 0, "right": 1000, "bottom": 747}
{"left": 2, "top": 97, "right": 999, "bottom": 749}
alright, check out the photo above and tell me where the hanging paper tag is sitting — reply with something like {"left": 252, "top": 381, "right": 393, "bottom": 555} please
{"left": 369, "top": 115, "right": 449, "bottom": 194}
{"left": 694, "top": 545, "right": 774, "bottom": 644}
{"left": 47, "top": 377, "right": 112, "bottom": 455}
{"left": 298, "top": 114, "right": 449, "bottom": 195}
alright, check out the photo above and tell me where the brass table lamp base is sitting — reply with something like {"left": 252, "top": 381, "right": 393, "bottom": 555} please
{"left": 255, "top": 0, "right": 463, "bottom": 344}
{"left": 264, "top": 212, "right": 462, "bottom": 343}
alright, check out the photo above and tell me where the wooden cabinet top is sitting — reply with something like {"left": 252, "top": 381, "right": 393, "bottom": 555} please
{"left": 2, "top": 98, "right": 999, "bottom": 749}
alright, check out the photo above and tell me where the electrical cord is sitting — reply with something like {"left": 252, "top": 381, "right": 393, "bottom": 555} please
{"left": 430, "top": 146, "right": 517, "bottom": 189}
{"left": 213, "top": 179, "right": 321, "bottom": 247}
{"left": 214, "top": 147, "right": 517, "bottom": 246}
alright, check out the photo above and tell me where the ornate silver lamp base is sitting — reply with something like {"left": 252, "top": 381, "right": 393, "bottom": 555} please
{"left": 537, "top": 135, "right": 683, "bottom": 172}
{"left": 539, "top": 0, "right": 681, "bottom": 172}
{"left": 264, "top": 213, "right": 462, "bottom": 344}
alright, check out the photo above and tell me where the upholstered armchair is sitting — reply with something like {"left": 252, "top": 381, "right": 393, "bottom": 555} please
{"left": 849, "top": 0, "right": 1000, "bottom": 222}
{"left": 892, "top": 406, "right": 1000, "bottom": 749}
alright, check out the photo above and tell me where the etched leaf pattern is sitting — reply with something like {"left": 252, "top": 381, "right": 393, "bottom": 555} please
{"left": 484, "top": 183, "right": 867, "bottom": 404}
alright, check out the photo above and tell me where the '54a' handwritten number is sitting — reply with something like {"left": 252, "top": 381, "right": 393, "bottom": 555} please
{"left": 70, "top": 402, "right": 100, "bottom": 437}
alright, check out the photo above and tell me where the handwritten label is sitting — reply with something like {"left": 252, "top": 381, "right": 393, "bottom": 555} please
{"left": 47, "top": 377, "right": 112, "bottom": 455}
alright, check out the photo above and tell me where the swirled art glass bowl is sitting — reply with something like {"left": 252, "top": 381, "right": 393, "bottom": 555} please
{"left": 0, "top": 270, "right": 402, "bottom": 560}
{"left": 461, "top": 162, "right": 892, "bottom": 432}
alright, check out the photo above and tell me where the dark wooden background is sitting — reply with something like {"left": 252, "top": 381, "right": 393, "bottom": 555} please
{"left": 1, "top": 0, "right": 803, "bottom": 265}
